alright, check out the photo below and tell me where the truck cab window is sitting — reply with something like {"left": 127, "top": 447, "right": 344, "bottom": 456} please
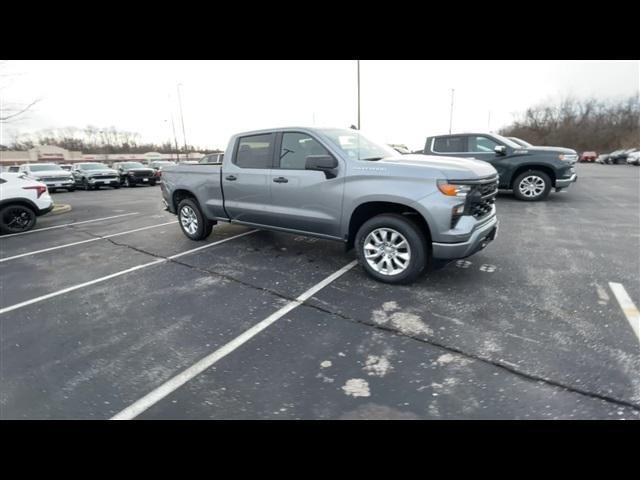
{"left": 433, "top": 136, "right": 466, "bottom": 153}
{"left": 279, "top": 133, "right": 330, "bottom": 170}
{"left": 469, "top": 136, "right": 500, "bottom": 153}
{"left": 235, "top": 134, "right": 274, "bottom": 169}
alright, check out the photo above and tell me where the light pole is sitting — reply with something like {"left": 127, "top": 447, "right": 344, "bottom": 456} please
{"left": 177, "top": 83, "right": 188, "bottom": 159}
{"left": 357, "top": 60, "right": 361, "bottom": 130}
{"left": 449, "top": 88, "right": 455, "bottom": 134}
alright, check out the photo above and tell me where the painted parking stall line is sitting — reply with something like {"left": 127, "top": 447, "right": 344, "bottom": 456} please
{"left": 0, "top": 229, "right": 258, "bottom": 316}
{"left": 111, "top": 259, "right": 358, "bottom": 420}
{"left": 609, "top": 282, "right": 640, "bottom": 342}
{"left": 0, "top": 221, "right": 178, "bottom": 263}
{"left": 0, "top": 212, "right": 139, "bottom": 238}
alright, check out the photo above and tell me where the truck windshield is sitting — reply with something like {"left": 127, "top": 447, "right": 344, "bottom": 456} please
{"left": 77, "top": 163, "right": 109, "bottom": 170}
{"left": 29, "top": 164, "right": 63, "bottom": 171}
{"left": 120, "top": 162, "right": 145, "bottom": 168}
{"left": 321, "top": 129, "right": 398, "bottom": 161}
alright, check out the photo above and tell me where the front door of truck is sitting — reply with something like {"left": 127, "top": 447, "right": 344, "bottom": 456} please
{"left": 266, "top": 131, "right": 344, "bottom": 238}
{"left": 461, "top": 135, "right": 511, "bottom": 181}
{"left": 222, "top": 133, "right": 275, "bottom": 225}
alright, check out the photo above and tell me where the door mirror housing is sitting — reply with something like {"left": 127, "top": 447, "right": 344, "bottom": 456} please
{"left": 305, "top": 155, "right": 338, "bottom": 178}
{"left": 494, "top": 145, "right": 507, "bottom": 155}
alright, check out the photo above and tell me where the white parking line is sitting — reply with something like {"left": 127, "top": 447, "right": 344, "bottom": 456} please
{"left": 111, "top": 259, "right": 358, "bottom": 420}
{"left": 609, "top": 282, "right": 640, "bottom": 342}
{"left": 0, "top": 221, "right": 178, "bottom": 263}
{"left": 0, "top": 212, "right": 139, "bottom": 238}
{"left": 0, "top": 230, "right": 258, "bottom": 316}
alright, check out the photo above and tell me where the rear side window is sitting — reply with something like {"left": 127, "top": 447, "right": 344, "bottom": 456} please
{"left": 278, "top": 132, "right": 330, "bottom": 170}
{"left": 433, "top": 136, "right": 466, "bottom": 153}
{"left": 235, "top": 134, "right": 274, "bottom": 169}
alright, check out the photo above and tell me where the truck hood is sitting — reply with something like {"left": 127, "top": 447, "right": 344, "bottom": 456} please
{"left": 86, "top": 168, "right": 118, "bottom": 175}
{"left": 377, "top": 154, "right": 497, "bottom": 180}
{"left": 523, "top": 146, "right": 577, "bottom": 155}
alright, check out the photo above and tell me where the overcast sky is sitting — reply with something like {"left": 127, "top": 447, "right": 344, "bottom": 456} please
{"left": 1, "top": 60, "right": 638, "bottom": 151}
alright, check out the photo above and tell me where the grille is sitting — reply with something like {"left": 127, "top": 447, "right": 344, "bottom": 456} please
{"left": 468, "top": 177, "right": 498, "bottom": 220}
{"left": 41, "top": 176, "right": 73, "bottom": 182}
{"left": 133, "top": 171, "right": 153, "bottom": 178}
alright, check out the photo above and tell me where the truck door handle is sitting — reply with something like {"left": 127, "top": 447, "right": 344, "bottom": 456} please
{"left": 273, "top": 177, "right": 288, "bottom": 183}
{"left": 225, "top": 175, "right": 237, "bottom": 181}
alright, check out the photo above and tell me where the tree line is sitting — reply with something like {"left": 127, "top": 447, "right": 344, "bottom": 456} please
{"left": 499, "top": 95, "right": 639, "bottom": 153}
{"left": 5, "top": 126, "right": 222, "bottom": 154}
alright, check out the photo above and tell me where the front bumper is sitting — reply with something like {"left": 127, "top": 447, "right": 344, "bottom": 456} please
{"left": 38, "top": 204, "right": 55, "bottom": 216}
{"left": 42, "top": 180, "right": 75, "bottom": 188}
{"left": 555, "top": 173, "right": 577, "bottom": 188}
{"left": 432, "top": 215, "right": 498, "bottom": 260}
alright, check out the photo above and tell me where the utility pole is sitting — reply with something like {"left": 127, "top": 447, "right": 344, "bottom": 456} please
{"left": 488, "top": 110, "right": 491, "bottom": 132}
{"left": 357, "top": 60, "right": 361, "bottom": 130}
{"left": 449, "top": 88, "right": 455, "bottom": 134}
{"left": 177, "top": 83, "right": 188, "bottom": 159}
{"left": 168, "top": 94, "right": 180, "bottom": 162}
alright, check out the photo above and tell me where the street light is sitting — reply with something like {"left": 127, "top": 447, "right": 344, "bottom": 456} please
{"left": 357, "top": 60, "right": 361, "bottom": 130}
{"left": 177, "top": 83, "right": 188, "bottom": 159}
{"left": 449, "top": 88, "right": 455, "bottom": 134}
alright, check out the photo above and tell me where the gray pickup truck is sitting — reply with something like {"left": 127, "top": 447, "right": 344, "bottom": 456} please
{"left": 161, "top": 127, "right": 499, "bottom": 284}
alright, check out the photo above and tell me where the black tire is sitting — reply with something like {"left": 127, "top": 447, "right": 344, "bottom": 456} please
{"left": 124, "top": 177, "right": 135, "bottom": 187}
{"left": 82, "top": 178, "right": 92, "bottom": 191}
{"left": 512, "top": 170, "right": 552, "bottom": 201}
{"left": 355, "top": 213, "right": 428, "bottom": 285}
{"left": 177, "top": 198, "right": 213, "bottom": 241}
{"left": 0, "top": 204, "right": 37, "bottom": 234}
{"left": 113, "top": 184, "right": 120, "bottom": 189}
{"left": 149, "top": 181, "right": 157, "bottom": 186}
{"left": 67, "top": 187, "right": 76, "bottom": 192}
{"left": 49, "top": 188, "right": 56, "bottom": 193}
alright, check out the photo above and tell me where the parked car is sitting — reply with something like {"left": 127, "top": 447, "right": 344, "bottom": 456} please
{"left": 72, "top": 162, "right": 120, "bottom": 190}
{"left": 615, "top": 148, "right": 638, "bottom": 165}
{"left": 113, "top": 161, "right": 156, "bottom": 187}
{"left": 0, "top": 172, "right": 53, "bottom": 234}
{"left": 199, "top": 153, "right": 224, "bottom": 164}
{"left": 579, "top": 151, "right": 597, "bottom": 163}
{"left": 18, "top": 163, "right": 76, "bottom": 192}
{"left": 161, "top": 127, "right": 500, "bottom": 284}
{"left": 596, "top": 153, "right": 611, "bottom": 164}
{"left": 626, "top": 151, "right": 640, "bottom": 166}
{"left": 421, "top": 132, "right": 577, "bottom": 201}
{"left": 148, "top": 160, "right": 177, "bottom": 182}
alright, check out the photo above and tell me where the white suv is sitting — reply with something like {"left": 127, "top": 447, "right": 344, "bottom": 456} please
{"left": 18, "top": 163, "right": 76, "bottom": 192}
{"left": 0, "top": 172, "right": 53, "bottom": 234}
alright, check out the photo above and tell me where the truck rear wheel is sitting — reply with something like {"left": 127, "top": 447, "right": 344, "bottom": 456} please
{"left": 355, "top": 214, "right": 428, "bottom": 284}
{"left": 512, "top": 170, "right": 551, "bottom": 201}
{"left": 177, "top": 198, "right": 213, "bottom": 241}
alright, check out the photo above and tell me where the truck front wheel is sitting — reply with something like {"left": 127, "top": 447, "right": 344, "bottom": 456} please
{"left": 355, "top": 214, "right": 428, "bottom": 284}
{"left": 177, "top": 198, "right": 213, "bottom": 241}
{"left": 512, "top": 170, "right": 552, "bottom": 201}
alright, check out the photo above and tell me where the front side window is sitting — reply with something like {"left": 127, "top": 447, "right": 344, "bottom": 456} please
{"left": 235, "top": 134, "right": 274, "bottom": 169}
{"left": 433, "top": 136, "right": 466, "bottom": 153}
{"left": 469, "top": 136, "right": 500, "bottom": 153}
{"left": 278, "top": 133, "right": 331, "bottom": 169}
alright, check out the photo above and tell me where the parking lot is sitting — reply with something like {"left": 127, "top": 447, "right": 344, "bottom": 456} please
{"left": 1, "top": 162, "right": 638, "bottom": 419}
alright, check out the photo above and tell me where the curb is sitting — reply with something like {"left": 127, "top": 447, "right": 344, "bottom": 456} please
{"left": 50, "top": 204, "right": 72, "bottom": 215}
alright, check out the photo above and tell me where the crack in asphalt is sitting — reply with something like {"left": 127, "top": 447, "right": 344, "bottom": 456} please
{"left": 67, "top": 225, "right": 640, "bottom": 413}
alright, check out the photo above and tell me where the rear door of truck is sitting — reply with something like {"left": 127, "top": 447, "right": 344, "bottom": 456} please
{"left": 221, "top": 133, "right": 274, "bottom": 225}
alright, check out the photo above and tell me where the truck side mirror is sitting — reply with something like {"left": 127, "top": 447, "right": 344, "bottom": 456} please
{"left": 494, "top": 145, "right": 507, "bottom": 155}
{"left": 305, "top": 155, "right": 338, "bottom": 179}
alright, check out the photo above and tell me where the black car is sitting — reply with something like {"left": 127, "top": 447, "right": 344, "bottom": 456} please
{"left": 113, "top": 162, "right": 157, "bottom": 187}
{"left": 609, "top": 148, "right": 637, "bottom": 165}
{"left": 423, "top": 132, "right": 578, "bottom": 201}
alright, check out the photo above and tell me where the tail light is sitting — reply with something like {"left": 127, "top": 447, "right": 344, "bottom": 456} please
{"left": 23, "top": 185, "right": 47, "bottom": 198}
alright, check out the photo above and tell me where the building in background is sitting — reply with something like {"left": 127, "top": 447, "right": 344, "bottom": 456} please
{"left": 1, "top": 146, "right": 205, "bottom": 168}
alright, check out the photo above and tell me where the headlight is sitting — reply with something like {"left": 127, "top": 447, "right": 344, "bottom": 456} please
{"left": 437, "top": 180, "right": 472, "bottom": 197}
